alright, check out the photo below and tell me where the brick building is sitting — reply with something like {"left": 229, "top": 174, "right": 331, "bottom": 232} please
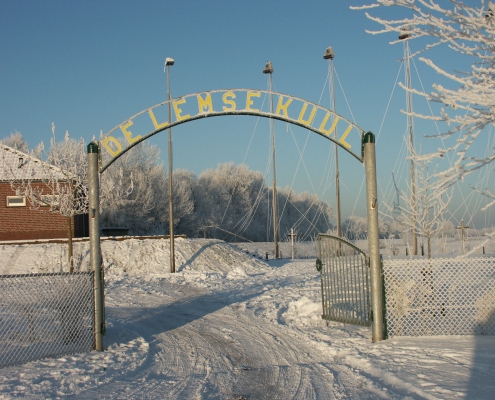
{"left": 0, "top": 144, "right": 88, "bottom": 241}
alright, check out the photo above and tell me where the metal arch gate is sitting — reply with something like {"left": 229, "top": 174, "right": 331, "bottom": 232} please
{"left": 316, "top": 234, "right": 371, "bottom": 326}
{"left": 88, "top": 88, "right": 386, "bottom": 346}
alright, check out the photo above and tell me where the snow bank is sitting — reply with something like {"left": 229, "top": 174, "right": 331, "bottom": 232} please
{"left": 1, "top": 239, "right": 495, "bottom": 399}
{"left": 0, "top": 238, "right": 268, "bottom": 276}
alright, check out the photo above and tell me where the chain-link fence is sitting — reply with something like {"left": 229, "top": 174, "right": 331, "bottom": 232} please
{"left": 383, "top": 257, "right": 495, "bottom": 337}
{"left": 0, "top": 272, "right": 94, "bottom": 368}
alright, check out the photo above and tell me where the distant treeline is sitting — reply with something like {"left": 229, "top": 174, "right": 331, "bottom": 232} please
{"left": 100, "top": 142, "right": 334, "bottom": 242}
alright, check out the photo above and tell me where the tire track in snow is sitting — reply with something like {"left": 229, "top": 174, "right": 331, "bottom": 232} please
{"left": 73, "top": 291, "right": 338, "bottom": 398}
{"left": 71, "top": 270, "right": 409, "bottom": 399}
{"left": 226, "top": 312, "right": 327, "bottom": 399}
{"left": 153, "top": 328, "right": 210, "bottom": 399}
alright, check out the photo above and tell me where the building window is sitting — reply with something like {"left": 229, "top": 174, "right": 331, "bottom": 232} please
{"left": 6, "top": 196, "right": 26, "bottom": 207}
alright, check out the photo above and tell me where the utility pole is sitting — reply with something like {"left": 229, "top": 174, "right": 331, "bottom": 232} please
{"left": 264, "top": 61, "right": 279, "bottom": 258}
{"left": 165, "top": 57, "right": 175, "bottom": 273}
{"left": 399, "top": 28, "right": 418, "bottom": 256}
{"left": 456, "top": 219, "right": 470, "bottom": 255}
{"left": 324, "top": 47, "right": 342, "bottom": 239}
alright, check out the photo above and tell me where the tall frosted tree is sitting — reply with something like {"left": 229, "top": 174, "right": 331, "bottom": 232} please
{"left": 6, "top": 126, "right": 88, "bottom": 271}
{"left": 191, "top": 162, "right": 334, "bottom": 242}
{"left": 193, "top": 163, "right": 266, "bottom": 241}
{"left": 353, "top": 0, "right": 495, "bottom": 194}
{"left": 100, "top": 142, "right": 195, "bottom": 236}
{"left": 100, "top": 141, "right": 164, "bottom": 235}
{"left": 169, "top": 169, "right": 196, "bottom": 234}
{"left": 0, "top": 131, "right": 29, "bottom": 153}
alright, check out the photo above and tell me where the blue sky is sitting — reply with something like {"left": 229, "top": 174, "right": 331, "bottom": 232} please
{"left": 1, "top": 0, "right": 493, "bottom": 229}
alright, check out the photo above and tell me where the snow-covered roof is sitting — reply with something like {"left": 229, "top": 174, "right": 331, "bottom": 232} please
{"left": 0, "top": 143, "right": 67, "bottom": 182}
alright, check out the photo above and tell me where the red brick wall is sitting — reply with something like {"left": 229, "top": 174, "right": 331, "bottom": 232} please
{"left": 0, "top": 182, "right": 75, "bottom": 241}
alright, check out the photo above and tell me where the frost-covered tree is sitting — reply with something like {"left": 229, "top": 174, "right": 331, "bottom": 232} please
{"left": 379, "top": 217, "right": 391, "bottom": 238}
{"left": 150, "top": 167, "right": 197, "bottom": 235}
{"left": 7, "top": 126, "right": 88, "bottom": 271}
{"left": 100, "top": 142, "right": 195, "bottom": 236}
{"left": 190, "top": 163, "right": 333, "bottom": 242}
{"left": 100, "top": 141, "right": 164, "bottom": 235}
{"left": 342, "top": 215, "right": 390, "bottom": 240}
{"left": 432, "top": 219, "right": 456, "bottom": 254}
{"left": 169, "top": 169, "right": 196, "bottom": 234}
{"left": 193, "top": 163, "right": 266, "bottom": 241}
{"left": 353, "top": 0, "right": 495, "bottom": 193}
{"left": 0, "top": 131, "right": 29, "bottom": 153}
{"left": 389, "top": 144, "right": 453, "bottom": 258}
{"left": 382, "top": 143, "right": 453, "bottom": 258}
{"left": 343, "top": 215, "right": 368, "bottom": 240}
{"left": 277, "top": 188, "right": 333, "bottom": 241}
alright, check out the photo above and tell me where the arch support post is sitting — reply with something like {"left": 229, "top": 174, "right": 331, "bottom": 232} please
{"left": 364, "top": 132, "right": 384, "bottom": 342}
{"left": 88, "top": 142, "right": 104, "bottom": 351}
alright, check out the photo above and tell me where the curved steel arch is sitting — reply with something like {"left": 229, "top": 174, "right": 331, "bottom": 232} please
{"left": 98, "top": 89, "right": 366, "bottom": 172}
{"left": 88, "top": 99, "right": 385, "bottom": 344}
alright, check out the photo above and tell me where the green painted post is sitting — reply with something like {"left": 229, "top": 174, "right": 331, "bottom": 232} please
{"left": 363, "top": 132, "right": 384, "bottom": 342}
{"left": 88, "top": 142, "right": 104, "bottom": 351}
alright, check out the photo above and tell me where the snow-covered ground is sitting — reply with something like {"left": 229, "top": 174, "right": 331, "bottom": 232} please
{"left": 1, "top": 238, "right": 494, "bottom": 399}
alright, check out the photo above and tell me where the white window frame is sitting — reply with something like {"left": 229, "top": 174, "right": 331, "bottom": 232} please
{"left": 6, "top": 195, "right": 26, "bottom": 207}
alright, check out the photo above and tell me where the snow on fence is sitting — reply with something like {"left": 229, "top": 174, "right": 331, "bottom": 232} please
{"left": 0, "top": 272, "right": 94, "bottom": 368}
{"left": 382, "top": 257, "right": 495, "bottom": 337}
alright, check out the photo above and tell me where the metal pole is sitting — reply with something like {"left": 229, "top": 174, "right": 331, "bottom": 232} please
{"left": 364, "top": 132, "right": 384, "bottom": 342}
{"left": 166, "top": 57, "right": 175, "bottom": 273}
{"left": 400, "top": 32, "right": 418, "bottom": 255}
{"left": 264, "top": 61, "right": 279, "bottom": 258}
{"left": 325, "top": 47, "right": 342, "bottom": 239}
{"left": 88, "top": 141, "right": 104, "bottom": 351}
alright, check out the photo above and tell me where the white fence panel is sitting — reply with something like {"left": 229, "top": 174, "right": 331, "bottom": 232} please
{"left": 0, "top": 272, "right": 94, "bottom": 368}
{"left": 382, "top": 257, "right": 495, "bottom": 337}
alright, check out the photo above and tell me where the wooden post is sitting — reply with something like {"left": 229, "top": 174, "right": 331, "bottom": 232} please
{"left": 456, "top": 219, "right": 469, "bottom": 255}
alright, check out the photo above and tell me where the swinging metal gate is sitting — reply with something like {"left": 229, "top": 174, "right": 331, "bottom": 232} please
{"left": 316, "top": 234, "right": 371, "bottom": 326}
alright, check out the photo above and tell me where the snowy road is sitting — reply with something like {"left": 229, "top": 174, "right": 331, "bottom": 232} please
{"left": 69, "top": 270, "right": 399, "bottom": 399}
{"left": 1, "top": 239, "right": 495, "bottom": 399}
